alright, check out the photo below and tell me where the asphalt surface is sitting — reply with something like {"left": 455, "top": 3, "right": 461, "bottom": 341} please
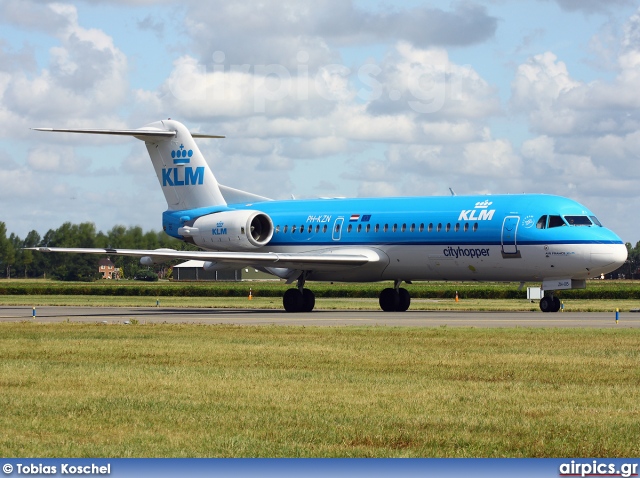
{"left": 0, "top": 306, "right": 637, "bottom": 327}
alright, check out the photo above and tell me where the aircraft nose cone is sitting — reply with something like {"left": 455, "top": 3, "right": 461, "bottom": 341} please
{"left": 590, "top": 243, "right": 628, "bottom": 274}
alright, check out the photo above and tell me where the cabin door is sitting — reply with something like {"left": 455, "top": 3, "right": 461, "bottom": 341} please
{"left": 501, "top": 216, "right": 520, "bottom": 255}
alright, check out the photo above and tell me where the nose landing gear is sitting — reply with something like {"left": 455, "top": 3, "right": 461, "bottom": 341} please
{"left": 539, "top": 294, "right": 561, "bottom": 313}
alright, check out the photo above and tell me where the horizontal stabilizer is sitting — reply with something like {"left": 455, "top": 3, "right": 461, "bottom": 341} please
{"left": 32, "top": 128, "right": 225, "bottom": 139}
{"left": 219, "top": 184, "right": 272, "bottom": 204}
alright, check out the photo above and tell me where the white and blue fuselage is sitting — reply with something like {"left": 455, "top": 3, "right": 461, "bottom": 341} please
{"left": 162, "top": 194, "right": 625, "bottom": 284}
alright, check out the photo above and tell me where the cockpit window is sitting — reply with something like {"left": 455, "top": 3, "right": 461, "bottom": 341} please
{"left": 547, "top": 215, "right": 566, "bottom": 228}
{"left": 536, "top": 215, "right": 548, "bottom": 229}
{"left": 590, "top": 216, "right": 602, "bottom": 227}
{"left": 564, "top": 216, "right": 592, "bottom": 226}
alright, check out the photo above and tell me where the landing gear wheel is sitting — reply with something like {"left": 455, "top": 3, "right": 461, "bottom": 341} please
{"left": 379, "top": 288, "right": 399, "bottom": 312}
{"left": 301, "top": 288, "right": 315, "bottom": 312}
{"left": 283, "top": 289, "right": 303, "bottom": 313}
{"left": 539, "top": 296, "right": 560, "bottom": 313}
{"left": 397, "top": 288, "right": 411, "bottom": 312}
{"left": 539, "top": 296, "right": 551, "bottom": 313}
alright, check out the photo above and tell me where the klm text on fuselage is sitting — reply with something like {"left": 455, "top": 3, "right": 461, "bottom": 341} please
{"left": 162, "top": 167, "right": 205, "bottom": 186}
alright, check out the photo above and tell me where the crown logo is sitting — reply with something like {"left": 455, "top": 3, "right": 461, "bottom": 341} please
{"left": 171, "top": 144, "right": 193, "bottom": 164}
{"left": 217, "top": 221, "right": 224, "bottom": 227}
{"left": 475, "top": 200, "right": 493, "bottom": 209}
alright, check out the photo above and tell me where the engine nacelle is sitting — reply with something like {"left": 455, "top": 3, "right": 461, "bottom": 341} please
{"left": 181, "top": 210, "right": 274, "bottom": 251}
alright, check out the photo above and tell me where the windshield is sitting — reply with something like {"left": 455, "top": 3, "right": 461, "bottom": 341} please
{"left": 564, "top": 216, "right": 593, "bottom": 226}
{"left": 590, "top": 216, "right": 602, "bottom": 227}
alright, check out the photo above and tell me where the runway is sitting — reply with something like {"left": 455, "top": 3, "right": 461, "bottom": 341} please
{"left": 0, "top": 306, "right": 637, "bottom": 327}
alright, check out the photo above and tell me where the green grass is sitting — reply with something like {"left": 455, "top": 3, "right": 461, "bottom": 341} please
{"left": 2, "top": 278, "right": 640, "bottom": 300}
{"left": 1, "top": 323, "right": 639, "bottom": 457}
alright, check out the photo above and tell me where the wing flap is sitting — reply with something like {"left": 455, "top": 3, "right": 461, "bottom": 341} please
{"left": 26, "top": 247, "right": 374, "bottom": 271}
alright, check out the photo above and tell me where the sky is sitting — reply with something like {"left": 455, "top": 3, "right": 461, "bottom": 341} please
{"left": 1, "top": 0, "right": 639, "bottom": 244}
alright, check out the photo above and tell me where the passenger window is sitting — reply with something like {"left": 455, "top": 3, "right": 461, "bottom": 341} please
{"left": 401, "top": 224, "right": 406, "bottom": 232}
{"left": 428, "top": 223, "right": 433, "bottom": 232}
{"left": 548, "top": 215, "right": 566, "bottom": 228}
{"left": 410, "top": 223, "right": 415, "bottom": 232}
{"left": 357, "top": 224, "right": 362, "bottom": 233}
{"left": 315, "top": 225, "right": 320, "bottom": 233}
{"left": 384, "top": 224, "right": 388, "bottom": 233}
{"left": 335, "top": 224, "right": 340, "bottom": 233}
{"left": 536, "top": 215, "right": 547, "bottom": 229}
{"left": 446, "top": 223, "right": 451, "bottom": 232}
{"left": 366, "top": 224, "right": 370, "bottom": 233}
{"left": 437, "top": 223, "right": 442, "bottom": 232}
{"left": 473, "top": 223, "right": 478, "bottom": 232}
{"left": 276, "top": 226, "right": 280, "bottom": 233}
{"left": 292, "top": 225, "right": 296, "bottom": 234}
{"left": 393, "top": 224, "right": 398, "bottom": 232}
{"left": 454, "top": 223, "right": 460, "bottom": 232}
{"left": 323, "top": 225, "right": 327, "bottom": 233}
{"left": 308, "top": 225, "right": 312, "bottom": 233}
{"left": 347, "top": 224, "right": 352, "bottom": 233}
{"left": 374, "top": 224, "right": 379, "bottom": 233}
{"left": 419, "top": 223, "right": 424, "bottom": 233}
{"left": 284, "top": 225, "right": 288, "bottom": 233}
{"left": 464, "top": 223, "right": 469, "bottom": 232}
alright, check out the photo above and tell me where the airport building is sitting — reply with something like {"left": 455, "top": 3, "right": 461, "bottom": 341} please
{"left": 172, "top": 260, "right": 275, "bottom": 281}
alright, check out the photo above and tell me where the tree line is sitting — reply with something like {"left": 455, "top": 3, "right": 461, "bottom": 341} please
{"left": 0, "top": 221, "right": 197, "bottom": 281}
{"left": 0, "top": 221, "right": 638, "bottom": 281}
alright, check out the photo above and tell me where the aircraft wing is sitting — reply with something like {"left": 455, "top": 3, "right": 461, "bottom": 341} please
{"left": 26, "top": 247, "right": 376, "bottom": 271}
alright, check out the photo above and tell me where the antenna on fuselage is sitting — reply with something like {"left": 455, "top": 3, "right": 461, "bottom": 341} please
{"left": 449, "top": 188, "right": 456, "bottom": 196}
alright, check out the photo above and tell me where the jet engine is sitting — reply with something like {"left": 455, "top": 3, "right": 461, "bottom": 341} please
{"left": 178, "top": 210, "right": 274, "bottom": 251}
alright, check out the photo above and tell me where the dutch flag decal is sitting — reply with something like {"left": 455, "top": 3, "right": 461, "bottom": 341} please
{"left": 350, "top": 214, "right": 360, "bottom": 222}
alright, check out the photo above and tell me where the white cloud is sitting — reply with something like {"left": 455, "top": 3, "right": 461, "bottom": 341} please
{"left": 0, "top": 3, "right": 128, "bottom": 129}
{"left": 367, "top": 42, "right": 501, "bottom": 120}
{"left": 26, "top": 146, "right": 88, "bottom": 174}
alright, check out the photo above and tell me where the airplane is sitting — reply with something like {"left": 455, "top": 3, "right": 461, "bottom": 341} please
{"left": 29, "top": 119, "right": 628, "bottom": 313}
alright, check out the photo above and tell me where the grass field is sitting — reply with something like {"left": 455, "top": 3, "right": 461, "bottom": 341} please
{"left": 0, "top": 278, "right": 639, "bottom": 311}
{"left": 1, "top": 323, "right": 639, "bottom": 457}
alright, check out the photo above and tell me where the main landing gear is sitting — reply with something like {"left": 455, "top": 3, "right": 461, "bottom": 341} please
{"left": 539, "top": 294, "right": 561, "bottom": 313}
{"left": 282, "top": 277, "right": 412, "bottom": 313}
{"left": 379, "top": 280, "right": 411, "bottom": 312}
{"left": 283, "top": 273, "right": 316, "bottom": 313}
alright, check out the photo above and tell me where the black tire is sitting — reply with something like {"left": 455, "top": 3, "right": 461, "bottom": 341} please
{"left": 552, "top": 296, "right": 561, "bottom": 312}
{"left": 283, "top": 289, "right": 303, "bottom": 313}
{"left": 397, "top": 288, "right": 411, "bottom": 312}
{"left": 379, "top": 288, "right": 399, "bottom": 312}
{"left": 540, "top": 296, "right": 552, "bottom": 313}
{"left": 302, "top": 288, "right": 315, "bottom": 312}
